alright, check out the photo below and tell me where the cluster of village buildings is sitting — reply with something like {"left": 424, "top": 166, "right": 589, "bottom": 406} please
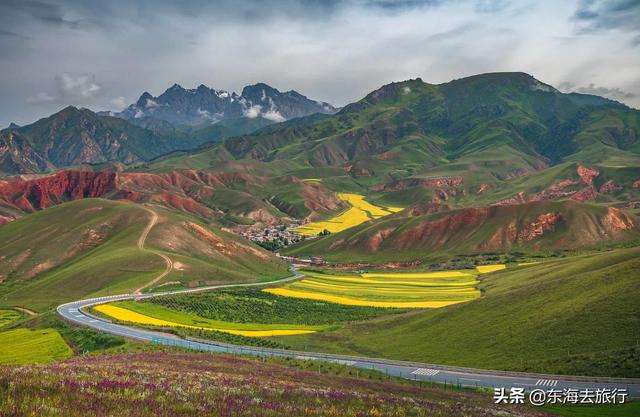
{"left": 239, "top": 222, "right": 316, "bottom": 247}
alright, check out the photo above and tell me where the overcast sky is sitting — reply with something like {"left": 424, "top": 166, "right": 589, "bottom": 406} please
{"left": 0, "top": 0, "right": 639, "bottom": 127}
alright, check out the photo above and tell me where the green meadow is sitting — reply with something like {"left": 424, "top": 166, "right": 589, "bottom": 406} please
{"left": 0, "top": 328, "right": 72, "bottom": 364}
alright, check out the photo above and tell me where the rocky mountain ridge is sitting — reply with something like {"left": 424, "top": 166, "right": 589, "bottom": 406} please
{"left": 109, "top": 82, "right": 337, "bottom": 128}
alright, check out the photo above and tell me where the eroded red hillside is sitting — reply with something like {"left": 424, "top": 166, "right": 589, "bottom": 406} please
{"left": 318, "top": 201, "right": 639, "bottom": 256}
{"left": 0, "top": 168, "right": 344, "bottom": 224}
{"left": 0, "top": 170, "right": 116, "bottom": 212}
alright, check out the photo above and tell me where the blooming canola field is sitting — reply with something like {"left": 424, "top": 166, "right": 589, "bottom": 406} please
{"left": 94, "top": 303, "right": 324, "bottom": 337}
{"left": 264, "top": 269, "right": 494, "bottom": 308}
{"left": 476, "top": 264, "right": 506, "bottom": 273}
{"left": 293, "top": 193, "right": 403, "bottom": 236}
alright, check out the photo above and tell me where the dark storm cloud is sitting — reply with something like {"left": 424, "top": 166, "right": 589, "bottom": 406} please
{"left": 1, "top": 0, "right": 82, "bottom": 29}
{"left": 427, "top": 23, "right": 484, "bottom": 42}
{"left": 0, "top": 29, "right": 31, "bottom": 40}
{"left": 573, "top": 0, "right": 640, "bottom": 38}
{"left": 368, "top": 0, "right": 442, "bottom": 10}
{"left": 0, "top": 0, "right": 442, "bottom": 29}
{"left": 474, "top": 0, "right": 510, "bottom": 13}
{"left": 0, "top": 0, "right": 639, "bottom": 128}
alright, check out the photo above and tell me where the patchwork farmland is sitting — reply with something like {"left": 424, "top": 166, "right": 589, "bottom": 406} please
{"left": 90, "top": 287, "right": 402, "bottom": 343}
{"left": 88, "top": 266, "right": 503, "bottom": 347}
{"left": 264, "top": 269, "right": 487, "bottom": 308}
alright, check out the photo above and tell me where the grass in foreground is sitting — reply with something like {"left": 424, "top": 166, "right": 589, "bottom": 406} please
{"left": 0, "top": 328, "right": 72, "bottom": 364}
{"left": 264, "top": 269, "right": 482, "bottom": 308}
{"left": 0, "top": 352, "right": 549, "bottom": 417}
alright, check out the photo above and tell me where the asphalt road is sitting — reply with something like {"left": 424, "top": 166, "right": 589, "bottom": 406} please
{"left": 57, "top": 266, "right": 640, "bottom": 398}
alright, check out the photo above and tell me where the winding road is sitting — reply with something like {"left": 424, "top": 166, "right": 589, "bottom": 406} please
{"left": 57, "top": 206, "right": 640, "bottom": 398}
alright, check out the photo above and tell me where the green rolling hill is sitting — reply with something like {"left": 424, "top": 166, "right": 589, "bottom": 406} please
{"left": 141, "top": 72, "right": 640, "bottom": 212}
{"left": 0, "top": 199, "right": 287, "bottom": 312}
{"left": 279, "top": 247, "right": 640, "bottom": 377}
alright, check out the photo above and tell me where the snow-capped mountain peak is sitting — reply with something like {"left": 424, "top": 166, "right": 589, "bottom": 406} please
{"left": 112, "top": 82, "right": 336, "bottom": 129}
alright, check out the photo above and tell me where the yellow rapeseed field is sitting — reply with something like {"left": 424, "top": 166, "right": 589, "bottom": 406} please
{"left": 294, "top": 280, "right": 478, "bottom": 296}
{"left": 293, "top": 193, "right": 403, "bottom": 236}
{"left": 94, "top": 304, "right": 316, "bottom": 337}
{"left": 476, "top": 264, "right": 506, "bottom": 273}
{"left": 321, "top": 276, "right": 480, "bottom": 287}
{"left": 263, "top": 268, "right": 493, "bottom": 309}
{"left": 264, "top": 288, "right": 467, "bottom": 308}
{"left": 362, "top": 271, "right": 472, "bottom": 279}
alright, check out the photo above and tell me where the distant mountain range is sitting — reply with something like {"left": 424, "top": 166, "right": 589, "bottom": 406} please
{"left": 221, "top": 72, "right": 637, "bottom": 175}
{"left": 1, "top": 72, "right": 639, "bottom": 255}
{"left": 0, "top": 82, "right": 337, "bottom": 174}
{"left": 0, "top": 106, "right": 273, "bottom": 174}
{"left": 103, "top": 82, "right": 337, "bottom": 130}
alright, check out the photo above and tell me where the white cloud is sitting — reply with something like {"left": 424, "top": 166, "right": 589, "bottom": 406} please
{"left": 243, "top": 104, "right": 262, "bottom": 119}
{"left": 26, "top": 92, "right": 55, "bottom": 104}
{"left": 2, "top": 0, "right": 640, "bottom": 126}
{"left": 197, "top": 107, "right": 218, "bottom": 122}
{"left": 402, "top": 86, "right": 411, "bottom": 95}
{"left": 262, "top": 110, "right": 285, "bottom": 122}
{"left": 110, "top": 96, "right": 126, "bottom": 110}
{"left": 57, "top": 73, "right": 101, "bottom": 98}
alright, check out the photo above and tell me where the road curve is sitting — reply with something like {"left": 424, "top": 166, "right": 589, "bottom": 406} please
{"left": 57, "top": 265, "right": 640, "bottom": 398}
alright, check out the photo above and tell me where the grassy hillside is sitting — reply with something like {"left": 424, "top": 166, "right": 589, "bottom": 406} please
{"left": 0, "top": 199, "right": 162, "bottom": 311}
{"left": 137, "top": 73, "right": 640, "bottom": 214}
{"left": 280, "top": 248, "right": 640, "bottom": 377}
{"left": 0, "top": 328, "right": 72, "bottom": 364}
{"left": 0, "top": 199, "right": 287, "bottom": 311}
{"left": 285, "top": 201, "right": 639, "bottom": 262}
{"left": 143, "top": 205, "right": 288, "bottom": 287}
{"left": 160, "top": 74, "right": 637, "bottom": 177}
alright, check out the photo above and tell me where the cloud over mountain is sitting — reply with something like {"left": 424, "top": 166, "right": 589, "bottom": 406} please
{"left": 0, "top": 0, "right": 639, "bottom": 127}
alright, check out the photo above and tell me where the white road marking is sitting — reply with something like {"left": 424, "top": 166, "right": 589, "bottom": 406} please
{"left": 412, "top": 368, "right": 440, "bottom": 376}
{"left": 536, "top": 379, "right": 558, "bottom": 387}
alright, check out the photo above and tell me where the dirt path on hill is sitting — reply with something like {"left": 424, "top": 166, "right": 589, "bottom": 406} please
{"left": 9, "top": 306, "right": 38, "bottom": 316}
{"left": 133, "top": 208, "right": 173, "bottom": 294}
